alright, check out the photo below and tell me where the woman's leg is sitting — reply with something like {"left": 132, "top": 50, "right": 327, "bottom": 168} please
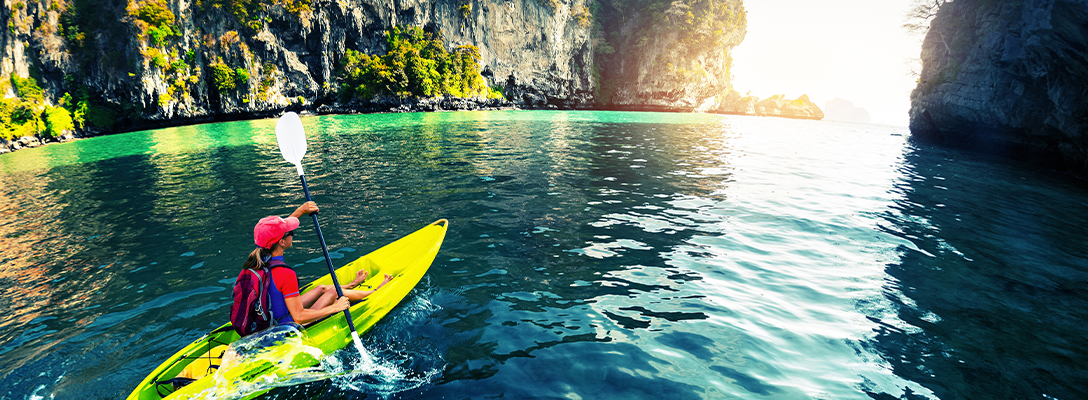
{"left": 311, "top": 289, "right": 338, "bottom": 310}
{"left": 341, "top": 288, "right": 372, "bottom": 302}
{"left": 343, "top": 273, "right": 395, "bottom": 301}
{"left": 344, "top": 270, "right": 368, "bottom": 290}
{"left": 300, "top": 285, "right": 335, "bottom": 309}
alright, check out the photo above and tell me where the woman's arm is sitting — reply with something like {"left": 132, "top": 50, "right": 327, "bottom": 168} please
{"left": 284, "top": 295, "right": 349, "bottom": 325}
{"left": 290, "top": 201, "right": 319, "bottom": 219}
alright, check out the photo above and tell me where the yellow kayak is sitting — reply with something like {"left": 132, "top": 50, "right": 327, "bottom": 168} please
{"left": 126, "top": 219, "right": 448, "bottom": 399}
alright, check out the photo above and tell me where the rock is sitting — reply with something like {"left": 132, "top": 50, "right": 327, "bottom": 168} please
{"left": 716, "top": 91, "right": 760, "bottom": 115}
{"left": 16, "top": 136, "right": 42, "bottom": 148}
{"left": 784, "top": 95, "right": 824, "bottom": 120}
{"left": 749, "top": 94, "right": 823, "bottom": 120}
{"left": 909, "top": 0, "right": 1088, "bottom": 173}
{"left": 824, "top": 98, "right": 872, "bottom": 123}
{"left": 711, "top": 91, "right": 822, "bottom": 120}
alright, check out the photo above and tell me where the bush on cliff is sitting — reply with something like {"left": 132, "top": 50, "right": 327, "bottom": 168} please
{"left": 198, "top": 0, "right": 311, "bottom": 28}
{"left": 0, "top": 75, "right": 44, "bottom": 140}
{"left": 12, "top": 74, "right": 44, "bottom": 104}
{"left": 44, "top": 107, "right": 75, "bottom": 137}
{"left": 0, "top": 75, "right": 84, "bottom": 140}
{"left": 336, "top": 26, "right": 503, "bottom": 102}
{"left": 130, "top": 0, "right": 177, "bottom": 47}
{"left": 0, "top": 99, "right": 37, "bottom": 140}
{"left": 211, "top": 60, "right": 237, "bottom": 92}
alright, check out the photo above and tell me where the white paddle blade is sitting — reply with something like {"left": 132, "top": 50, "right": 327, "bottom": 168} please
{"left": 275, "top": 112, "right": 308, "bottom": 175}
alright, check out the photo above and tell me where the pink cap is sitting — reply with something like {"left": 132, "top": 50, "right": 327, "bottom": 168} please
{"left": 254, "top": 216, "right": 300, "bottom": 249}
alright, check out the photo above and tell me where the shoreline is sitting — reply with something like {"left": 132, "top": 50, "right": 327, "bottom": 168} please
{"left": 0, "top": 97, "right": 826, "bottom": 156}
{"left": 0, "top": 97, "right": 519, "bottom": 155}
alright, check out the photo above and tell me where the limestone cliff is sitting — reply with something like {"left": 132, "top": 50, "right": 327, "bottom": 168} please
{"left": 909, "top": 0, "right": 1088, "bottom": 173}
{"left": 0, "top": 0, "right": 754, "bottom": 142}
{"left": 592, "top": 0, "right": 747, "bottom": 112}
{"left": 1, "top": 0, "right": 595, "bottom": 134}
{"left": 823, "top": 97, "right": 870, "bottom": 123}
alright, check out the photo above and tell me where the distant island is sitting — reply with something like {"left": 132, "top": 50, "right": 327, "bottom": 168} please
{"left": 715, "top": 93, "right": 823, "bottom": 120}
{"left": 823, "top": 98, "right": 871, "bottom": 123}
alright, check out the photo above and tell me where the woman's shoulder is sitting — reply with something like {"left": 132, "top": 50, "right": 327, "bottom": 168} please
{"left": 269, "top": 264, "right": 298, "bottom": 280}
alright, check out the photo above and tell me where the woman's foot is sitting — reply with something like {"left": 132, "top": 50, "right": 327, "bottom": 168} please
{"left": 345, "top": 269, "right": 368, "bottom": 289}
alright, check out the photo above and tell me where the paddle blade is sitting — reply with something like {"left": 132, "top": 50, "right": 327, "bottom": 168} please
{"left": 275, "top": 112, "right": 307, "bottom": 174}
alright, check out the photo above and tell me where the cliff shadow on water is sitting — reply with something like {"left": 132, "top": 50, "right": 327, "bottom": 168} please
{"left": 868, "top": 142, "right": 1088, "bottom": 400}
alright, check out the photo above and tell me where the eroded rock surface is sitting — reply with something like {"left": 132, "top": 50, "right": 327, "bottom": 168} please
{"left": 909, "top": 0, "right": 1088, "bottom": 172}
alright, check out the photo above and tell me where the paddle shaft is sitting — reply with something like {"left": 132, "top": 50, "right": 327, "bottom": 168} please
{"left": 299, "top": 174, "right": 359, "bottom": 334}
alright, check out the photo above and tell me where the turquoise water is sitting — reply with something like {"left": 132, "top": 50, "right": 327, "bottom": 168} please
{"left": 0, "top": 111, "right": 1085, "bottom": 399}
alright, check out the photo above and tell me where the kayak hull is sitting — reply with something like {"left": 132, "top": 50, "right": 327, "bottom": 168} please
{"left": 127, "top": 219, "right": 448, "bottom": 400}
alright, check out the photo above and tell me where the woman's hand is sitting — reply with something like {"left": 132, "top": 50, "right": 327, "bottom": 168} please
{"left": 290, "top": 201, "right": 319, "bottom": 218}
{"left": 330, "top": 296, "right": 350, "bottom": 313}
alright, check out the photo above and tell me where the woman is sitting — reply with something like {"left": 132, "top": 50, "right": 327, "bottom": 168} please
{"left": 245, "top": 201, "right": 393, "bottom": 326}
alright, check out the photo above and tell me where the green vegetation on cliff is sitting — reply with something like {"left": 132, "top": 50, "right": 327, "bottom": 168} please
{"left": 196, "top": 0, "right": 311, "bottom": 30}
{"left": 132, "top": 0, "right": 178, "bottom": 47}
{"left": 336, "top": 26, "right": 503, "bottom": 101}
{"left": 0, "top": 75, "right": 77, "bottom": 141}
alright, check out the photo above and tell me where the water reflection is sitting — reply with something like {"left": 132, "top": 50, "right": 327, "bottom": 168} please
{"left": 873, "top": 143, "right": 1088, "bottom": 400}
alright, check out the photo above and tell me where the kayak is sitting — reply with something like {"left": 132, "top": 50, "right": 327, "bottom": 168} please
{"left": 126, "top": 219, "right": 449, "bottom": 400}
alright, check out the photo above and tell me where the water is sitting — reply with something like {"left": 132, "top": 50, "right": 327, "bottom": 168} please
{"left": 0, "top": 111, "right": 1085, "bottom": 400}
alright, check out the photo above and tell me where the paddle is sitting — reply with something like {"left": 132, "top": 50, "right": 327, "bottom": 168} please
{"left": 275, "top": 111, "right": 367, "bottom": 356}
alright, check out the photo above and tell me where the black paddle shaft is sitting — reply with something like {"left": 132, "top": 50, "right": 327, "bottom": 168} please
{"left": 299, "top": 174, "right": 359, "bottom": 333}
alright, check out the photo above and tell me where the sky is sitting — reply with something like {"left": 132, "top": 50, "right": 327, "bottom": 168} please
{"left": 730, "top": 0, "right": 923, "bottom": 126}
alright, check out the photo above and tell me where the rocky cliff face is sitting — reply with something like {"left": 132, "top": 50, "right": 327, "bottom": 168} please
{"left": 0, "top": 0, "right": 760, "bottom": 141}
{"left": 909, "top": 0, "right": 1088, "bottom": 173}
{"left": 593, "top": 0, "right": 747, "bottom": 112}
{"left": 1, "top": 0, "right": 595, "bottom": 133}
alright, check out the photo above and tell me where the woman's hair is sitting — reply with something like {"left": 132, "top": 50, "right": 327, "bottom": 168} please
{"left": 243, "top": 246, "right": 276, "bottom": 270}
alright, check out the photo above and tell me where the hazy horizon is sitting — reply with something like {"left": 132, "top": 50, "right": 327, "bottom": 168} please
{"left": 731, "top": 0, "right": 921, "bottom": 126}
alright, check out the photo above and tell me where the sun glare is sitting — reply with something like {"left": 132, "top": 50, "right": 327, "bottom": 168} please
{"left": 730, "top": 0, "right": 921, "bottom": 126}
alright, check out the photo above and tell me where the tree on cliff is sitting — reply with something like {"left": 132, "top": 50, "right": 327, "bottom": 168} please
{"left": 0, "top": 75, "right": 76, "bottom": 140}
{"left": 903, "top": 0, "right": 951, "bottom": 36}
{"left": 336, "top": 26, "right": 502, "bottom": 101}
{"left": 903, "top": 0, "right": 951, "bottom": 78}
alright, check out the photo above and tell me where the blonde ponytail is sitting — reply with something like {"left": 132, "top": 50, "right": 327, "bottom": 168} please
{"left": 242, "top": 247, "right": 275, "bottom": 270}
